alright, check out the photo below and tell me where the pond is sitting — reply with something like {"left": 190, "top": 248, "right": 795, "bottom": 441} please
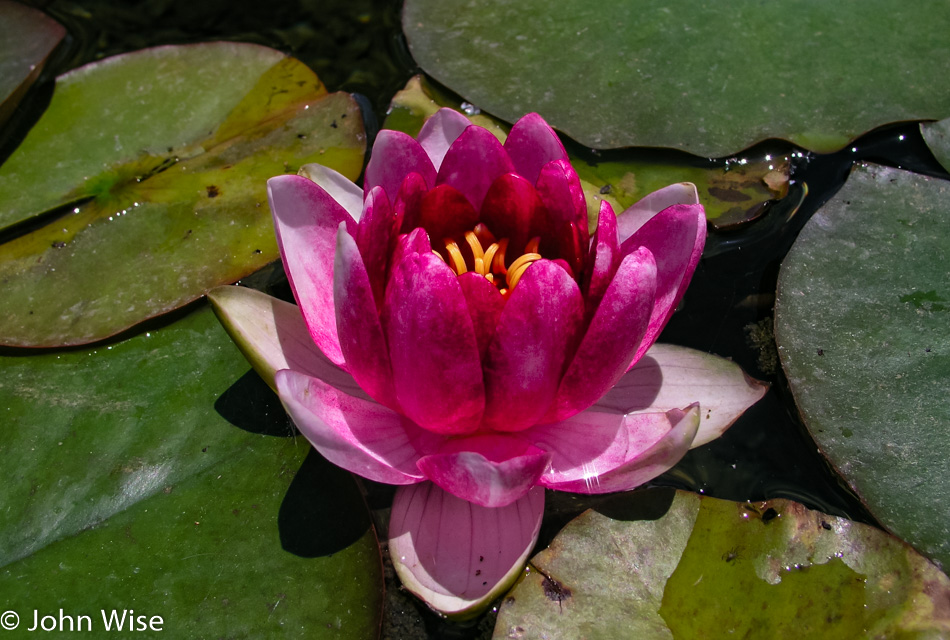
{"left": 1, "top": 0, "right": 948, "bottom": 638}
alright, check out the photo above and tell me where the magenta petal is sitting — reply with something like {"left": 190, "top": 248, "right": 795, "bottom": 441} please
{"left": 268, "top": 174, "right": 355, "bottom": 367}
{"left": 483, "top": 260, "right": 584, "bottom": 431}
{"left": 365, "top": 129, "right": 437, "bottom": 196}
{"left": 457, "top": 272, "right": 505, "bottom": 361}
{"left": 583, "top": 200, "right": 621, "bottom": 317}
{"left": 333, "top": 225, "right": 398, "bottom": 410}
{"left": 297, "top": 163, "right": 363, "bottom": 221}
{"left": 503, "top": 112, "right": 568, "bottom": 185}
{"left": 544, "top": 405, "right": 700, "bottom": 494}
{"left": 535, "top": 159, "right": 588, "bottom": 236}
{"left": 417, "top": 107, "right": 472, "bottom": 171}
{"left": 548, "top": 247, "right": 658, "bottom": 422}
{"left": 418, "top": 183, "right": 480, "bottom": 243}
{"left": 275, "top": 369, "right": 442, "bottom": 484}
{"left": 383, "top": 252, "right": 485, "bottom": 434}
{"left": 437, "top": 125, "right": 515, "bottom": 211}
{"left": 616, "top": 182, "right": 700, "bottom": 244}
{"left": 622, "top": 203, "right": 706, "bottom": 365}
{"left": 389, "top": 483, "right": 544, "bottom": 616}
{"left": 418, "top": 434, "right": 550, "bottom": 507}
{"left": 394, "top": 171, "right": 428, "bottom": 234}
{"left": 522, "top": 409, "right": 629, "bottom": 486}
{"left": 479, "top": 173, "right": 549, "bottom": 254}
{"left": 356, "top": 186, "right": 397, "bottom": 309}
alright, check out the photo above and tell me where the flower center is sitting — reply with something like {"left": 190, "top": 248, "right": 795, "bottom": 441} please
{"left": 433, "top": 223, "right": 543, "bottom": 296}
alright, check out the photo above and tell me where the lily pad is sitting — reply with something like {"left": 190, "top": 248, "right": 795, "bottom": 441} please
{"left": 495, "top": 489, "right": 950, "bottom": 639}
{"left": 384, "top": 76, "right": 789, "bottom": 229}
{"left": 921, "top": 117, "right": 950, "bottom": 174}
{"left": 0, "top": 42, "right": 365, "bottom": 347}
{"left": 775, "top": 163, "right": 950, "bottom": 569}
{"left": 0, "top": 0, "right": 65, "bottom": 127}
{"left": 0, "top": 305, "right": 382, "bottom": 638}
{"left": 403, "top": 0, "right": 950, "bottom": 156}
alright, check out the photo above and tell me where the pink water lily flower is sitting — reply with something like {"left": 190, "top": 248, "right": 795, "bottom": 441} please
{"left": 258, "top": 109, "right": 748, "bottom": 615}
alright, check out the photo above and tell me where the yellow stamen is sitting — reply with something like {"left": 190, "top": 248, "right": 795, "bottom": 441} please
{"left": 524, "top": 236, "right": 541, "bottom": 255}
{"left": 506, "top": 253, "right": 542, "bottom": 289}
{"left": 493, "top": 238, "right": 509, "bottom": 275}
{"left": 481, "top": 243, "right": 499, "bottom": 275}
{"left": 473, "top": 223, "right": 496, "bottom": 246}
{"left": 443, "top": 239, "right": 467, "bottom": 274}
{"left": 464, "top": 231, "right": 484, "bottom": 262}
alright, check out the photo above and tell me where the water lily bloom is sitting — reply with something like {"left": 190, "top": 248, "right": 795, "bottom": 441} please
{"left": 213, "top": 109, "right": 765, "bottom": 616}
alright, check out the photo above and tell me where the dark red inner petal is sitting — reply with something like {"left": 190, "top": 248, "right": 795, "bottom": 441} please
{"left": 417, "top": 183, "right": 480, "bottom": 249}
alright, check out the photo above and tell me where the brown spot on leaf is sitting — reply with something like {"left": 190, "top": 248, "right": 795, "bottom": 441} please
{"left": 541, "top": 575, "right": 572, "bottom": 605}
{"left": 206, "top": 185, "right": 220, "bottom": 198}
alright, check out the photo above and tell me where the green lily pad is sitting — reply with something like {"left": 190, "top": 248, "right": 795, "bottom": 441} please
{"left": 384, "top": 76, "right": 789, "bottom": 230}
{"left": 775, "top": 163, "right": 950, "bottom": 570}
{"left": 0, "top": 0, "right": 64, "bottom": 127}
{"left": 495, "top": 490, "right": 950, "bottom": 639}
{"left": 403, "top": 0, "right": 950, "bottom": 156}
{"left": 0, "top": 42, "right": 365, "bottom": 347}
{"left": 0, "top": 305, "right": 382, "bottom": 638}
{"left": 921, "top": 117, "right": 950, "bottom": 174}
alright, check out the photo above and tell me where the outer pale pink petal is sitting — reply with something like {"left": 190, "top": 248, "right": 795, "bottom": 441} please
{"left": 275, "top": 369, "right": 442, "bottom": 484}
{"left": 503, "top": 112, "right": 569, "bottom": 185}
{"left": 548, "top": 247, "right": 657, "bottom": 422}
{"left": 437, "top": 125, "right": 515, "bottom": 211}
{"left": 334, "top": 225, "right": 398, "bottom": 410}
{"left": 297, "top": 163, "right": 364, "bottom": 221}
{"left": 457, "top": 272, "right": 505, "bottom": 361}
{"left": 268, "top": 174, "right": 355, "bottom": 367}
{"left": 583, "top": 200, "right": 621, "bottom": 317}
{"left": 417, "top": 107, "right": 472, "bottom": 171}
{"left": 544, "top": 405, "right": 700, "bottom": 494}
{"left": 365, "top": 129, "right": 438, "bottom": 197}
{"left": 622, "top": 203, "right": 706, "bottom": 365}
{"left": 595, "top": 343, "right": 769, "bottom": 448}
{"left": 616, "top": 182, "right": 700, "bottom": 244}
{"left": 418, "top": 434, "right": 551, "bottom": 507}
{"left": 482, "top": 260, "right": 585, "bottom": 432}
{"left": 522, "top": 409, "right": 629, "bottom": 486}
{"left": 389, "top": 483, "right": 544, "bottom": 617}
{"left": 383, "top": 252, "right": 485, "bottom": 435}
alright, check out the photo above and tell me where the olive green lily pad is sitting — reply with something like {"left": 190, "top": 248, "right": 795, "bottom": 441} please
{"left": 0, "top": 0, "right": 64, "bottom": 127}
{"left": 384, "top": 76, "right": 789, "bottom": 230}
{"left": 775, "top": 163, "right": 950, "bottom": 570}
{"left": 921, "top": 117, "right": 950, "bottom": 174}
{"left": 403, "top": 0, "right": 950, "bottom": 156}
{"left": 495, "top": 489, "right": 950, "bottom": 639}
{"left": 0, "top": 42, "right": 365, "bottom": 347}
{"left": 0, "top": 305, "right": 382, "bottom": 638}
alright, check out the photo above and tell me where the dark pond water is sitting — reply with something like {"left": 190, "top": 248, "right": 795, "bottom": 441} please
{"left": 10, "top": 0, "right": 950, "bottom": 637}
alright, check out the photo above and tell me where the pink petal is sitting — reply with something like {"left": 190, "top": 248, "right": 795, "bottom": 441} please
{"left": 417, "top": 183, "right": 480, "bottom": 244}
{"left": 333, "top": 225, "right": 398, "bottom": 410}
{"left": 621, "top": 203, "right": 706, "bottom": 365}
{"left": 582, "top": 200, "right": 621, "bottom": 318}
{"left": 482, "top": 260, "right": 584, "bottom": 432}
{"left": 356, "top": 186, "right": 397, "bottom": 309}
{"left": 389, "top": 483, "right": 544, "bottom": 616}
{"left": 548, "top": 247, "right": 658, "bottom": 422}
{"left": 268, "top": 174, "right": 354, "bottom": 367}
{"left": 275, "top": 369, "right": 442, "bottom": 484}
{"left": 543, "top": 405, "right": 700, "bottom": 494}
{"left": 535, "top": 159, "right": 589, "bottom": 269}
{"left": 365, "top": 129, "right": 437, "bottom": 197}
{"left": 479, "top": 173, "right": 549, "bottom": 255}
{"left": 595, "top": 343, "right": 769, "bottom": 448}
{"left": 207, "top": 286, "right": 368, "bottom": 398}
{"left": 383, "top": 252, "right": 485, "bottom": 435}
{"left": 418, "top": 434, "right": 551, "bottom": 507}
{"left": 457, "top": 272, "right": 505, "bottom": 361}
{"left": 503, "top": 112, "right": 568, "bottom": 185}
{"left": 437, "top": 125, "right": 515, "bottom": 211}
{"left": 394, "top": 171, "right": 428, "bottom": 234}
{"left": 616, "top": 182, "right": 700, "bottom": 244}
{"left": 522, "top": 409, "right": 629, "bottom": 486}
{"left": 417, "top": 107, "right": 472, "bottom": 171}
{"left": 297, "top": 163, "right": 364, "bottom": 221}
